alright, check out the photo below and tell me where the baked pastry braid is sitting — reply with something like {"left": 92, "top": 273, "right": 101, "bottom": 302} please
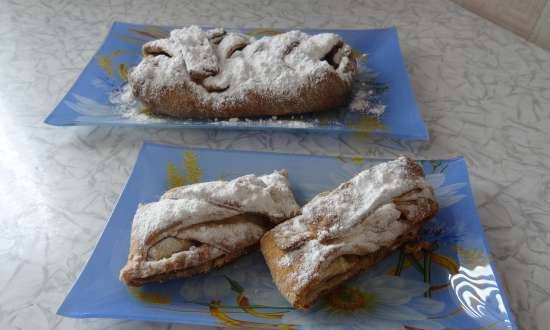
{"left": 129, "top": 26, "right": 357, "bottom": 119}
{"left": 120, "top": 170, "right": 300, "bottom": 286}
{"left": 260, "top": 157, "right": 439, "bottom": 309}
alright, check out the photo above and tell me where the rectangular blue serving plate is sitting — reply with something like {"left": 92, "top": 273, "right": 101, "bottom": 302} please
{"left": 58, "top": 142, "right": 517, "bottom": 330}
{"left": 45, "top": 22, "right": 429, "bottom": 140}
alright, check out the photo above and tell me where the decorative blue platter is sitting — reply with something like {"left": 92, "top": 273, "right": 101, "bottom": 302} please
{"left": 58, "top": 142, "right": 517, "bottom": 330}
{"left": 45, "top": 22, "right": 429, "bottom": 140}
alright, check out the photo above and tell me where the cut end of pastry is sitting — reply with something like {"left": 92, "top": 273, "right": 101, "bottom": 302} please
{"left": 120, "top": 213, "right": 269, "bottom": 286}
{"left": 120, "top": 244, "right": 257, "bottom": 287}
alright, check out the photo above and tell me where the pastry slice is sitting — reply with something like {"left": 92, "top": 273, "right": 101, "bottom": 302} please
{"left": 260, "top": 157, "right": 439, "bottom": 309}
{"left": 120, "top": 170, "right": 300, "bottom": 286}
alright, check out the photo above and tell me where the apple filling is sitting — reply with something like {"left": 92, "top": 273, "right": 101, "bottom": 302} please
{"left": 146, "top": 213, "right": 269, "bottom": 261}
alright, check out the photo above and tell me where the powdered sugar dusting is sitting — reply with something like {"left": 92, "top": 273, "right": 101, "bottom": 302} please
{"left": 129, "top": 26, "right": 355, "bottom": 113}
{"left": 270, "top": 157, "right": 433, "bottom": 291}
{"left": 349, "top": 89, "right": 386, "bottom": 116}
{"left": 211, "top": 117, "right": 316, "bottom": 128}
{"left": 132, "top": 170, "right": 300, "bottom": 245}
{"left": 274, "top": 157, "right": 424, "bottom": 248}
{"left": 157, "top": 26, "right": 219, "bottom": 78}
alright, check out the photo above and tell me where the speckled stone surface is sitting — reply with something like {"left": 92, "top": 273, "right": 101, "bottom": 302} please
{"left": 1, "top": 0, "right": 549, "bottom": 329}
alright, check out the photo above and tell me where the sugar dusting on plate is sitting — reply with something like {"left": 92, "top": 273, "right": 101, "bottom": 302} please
{"left": 349, "top": 89, "right": 386, "bottom": 117}
{"left": 109, "top": 84, "right": 167, "bottom": 123}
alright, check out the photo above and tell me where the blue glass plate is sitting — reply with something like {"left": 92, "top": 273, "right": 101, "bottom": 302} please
{"left": 45, "top": 22, "right": 429, "bottom": 140}
{"left": 58, "top": 142, "right": 517, "bottom": 329}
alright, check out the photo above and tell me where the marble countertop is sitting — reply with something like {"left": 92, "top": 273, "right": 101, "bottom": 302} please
{"left": 1, "top": 0, "right": 549, "bottom": 329}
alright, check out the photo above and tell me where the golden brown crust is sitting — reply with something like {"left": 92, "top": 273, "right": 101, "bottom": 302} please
{"left": 133, "top": 71, "right": 353, "bottom": 119}
{"left": 121, "top": 244, "right": 256, "bottom": 287}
